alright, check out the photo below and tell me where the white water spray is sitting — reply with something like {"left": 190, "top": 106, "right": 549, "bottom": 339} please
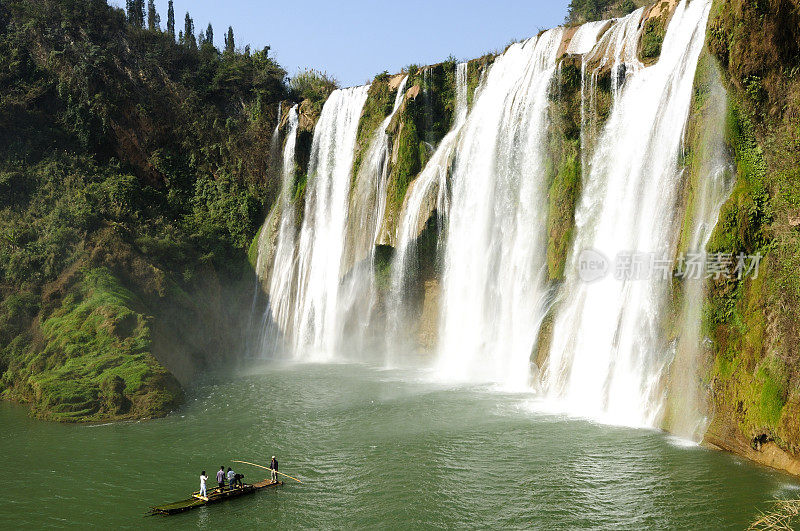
{"left": 338, "top": 77, "right": 410, "bottom": 355}
{"left": 567, "top": 20, "right": 609, "bottom": 55}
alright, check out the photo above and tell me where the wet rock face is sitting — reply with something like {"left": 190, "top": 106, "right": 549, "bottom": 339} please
{"left": 417, "top": 279, "right": 440, "bottom": 351}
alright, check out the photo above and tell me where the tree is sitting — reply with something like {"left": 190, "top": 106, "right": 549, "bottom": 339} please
{"left": 205, "top": 23, "right": 213, "bottom": 46}
{"left": 127, "top": 0, "right": 145, "bottom": 28}
{"left": 224, "top": 26, "right": 235, "bottom": 54}
{"left": 147, "top": 0, "right": 160, "bottom": 31}
{"left": 183, "top": 13, "right": 196, "bottom": 49}
{"left": 167, "top": 0, "right": 175, "bottom": 38}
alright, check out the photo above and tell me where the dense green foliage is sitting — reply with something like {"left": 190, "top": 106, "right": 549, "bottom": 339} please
{"left": 566, "top": 0, "right": 640, "bottom": 23}
{"left": 289, "top": 69, "right": 338, "bottom": 115}
{"left": 0, "top": 0, "right": 300, "bottom": 420}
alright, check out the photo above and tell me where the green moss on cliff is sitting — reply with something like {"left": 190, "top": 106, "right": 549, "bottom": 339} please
{"left": 387, "top": 107, "right": 423, "bottom": 217}
{"left": 419, "top": 61, "right": 458, "bottom": 145}
{"left": 352, "top": 72, "right": 397, "bottom": 183}
{"left": 546, "top": 58, "right": 583, "bottom": 280}
{"left": 466, "top": 55, "right": 495, "bottom": 107}
{"left": 703, "top": 0, "right": 800, "bottom": 459}
{"left": 2, "top": 268, "right": 182, "bottom": 421}
{"left": 547, "top": 148, "right": 581, "bottom": 280}
{"left": 381, "top": 63, "right": 458, "bottom": 239}
{"left": 247, "top": 223, "right": 262, "bottom": 269}
{"left": 566, "top": 0, "right": 643, "bottom": 24}
{"left": 640, "top": 13, "right": 666, "bottom": 64}
{"left": 675, "top": 51, "right": 731, "bottom": 257}
{"left": 706, "top": 104, "right": 769, "bottom": 258}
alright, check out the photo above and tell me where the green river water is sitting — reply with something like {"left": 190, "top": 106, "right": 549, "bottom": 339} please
{"left": 1, "top": 362, "right": 797, "bottom": 529}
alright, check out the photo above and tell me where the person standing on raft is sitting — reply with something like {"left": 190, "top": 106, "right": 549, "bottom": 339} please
{"left": 199, "top": 471, "right": 208, "bottom": 499}
{"left": 227, "top": 467, "right": 236, "bottom": 490}
{"left": 270, "top": 456, "right": 278, "bottom": 482}
{"left": 216, "top": 466, "right": 226, "bottom": 491}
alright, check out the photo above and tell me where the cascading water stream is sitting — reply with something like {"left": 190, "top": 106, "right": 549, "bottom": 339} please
{"left": 291, "top": 85, "right": 370, "bottom": 360}
{"left": 248, "top": 102, "right": 289, "bottom": 357}
{"left": 566, "top": 20, "right": 609, "bottom": 55}
{"left": 385, "top": 63, "right": 468, "bottom": 362}
{"left": 337, "top": 76, "right": 409, "bottom": 355}
{"left": 669, "top": 62, "right": 733, "bottom": 440}
{"left": 579, "top": 10, "right": 643, "bottom": 172}
{"left": 249, "top": 1, "right": 724, "bottom": 439}
{"left": 542, "top": 0, "right": 713, "bottom": 427}
{"left": 344, "top": 76, "right": 409, "bottom": 268}
{"left": 266, "top": 105, "right": 300, "bottom": 337}
{"left": 435, "top": 30, "right": 564, "bottom": 388}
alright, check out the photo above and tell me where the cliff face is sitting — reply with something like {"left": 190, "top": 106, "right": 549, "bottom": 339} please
{"left": 700, "top": 0, "right": 800, "bottom": 472}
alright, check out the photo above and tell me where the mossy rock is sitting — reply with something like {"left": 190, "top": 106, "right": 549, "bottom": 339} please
{"left": 351, "top": 72, "right": 397, "bottom": 184}
{"left": 5, "top": 268, "right": 183, "bottom": 422}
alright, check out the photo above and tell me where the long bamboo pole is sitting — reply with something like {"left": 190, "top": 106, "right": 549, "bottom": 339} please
{"left": 233, "top": 460, "right": 303, "bottom": 483}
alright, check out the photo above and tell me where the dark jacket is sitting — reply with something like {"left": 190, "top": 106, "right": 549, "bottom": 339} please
{"left": 270, "top": 459, "right": 278, "bottom": 471}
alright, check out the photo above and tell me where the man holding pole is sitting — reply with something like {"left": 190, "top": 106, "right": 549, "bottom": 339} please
{"left": 270, "top": 456, "right": 278, "bottom": 483}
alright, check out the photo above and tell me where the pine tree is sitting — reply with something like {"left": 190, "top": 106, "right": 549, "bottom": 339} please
{"left": 147, "top": 0, "right": 160, "bottom": 31}
{"left": 184, "top": 13, "right": 196, "bottom": 49}
{"left": 127, "top": 0, "right": 145, "bottom": 28}
{"left": 167, "top": 0, "right": 175, "bottom": 38}
{"left": 224, "top": 26, "right": 235, "bottom": 54}
{"left": 125, "top": 0, "right": 134, "bottom": 25}
{"left": 205, "top": 23, "right": 213, "bottom": 46}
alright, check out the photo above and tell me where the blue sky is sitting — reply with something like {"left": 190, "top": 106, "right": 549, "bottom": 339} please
{"left": 108, "top": 1, "right": 571, "bottom": 87}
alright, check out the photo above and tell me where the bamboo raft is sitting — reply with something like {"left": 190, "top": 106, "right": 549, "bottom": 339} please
{"left": 148, "top": 478, "right": 283, "bottom": 516}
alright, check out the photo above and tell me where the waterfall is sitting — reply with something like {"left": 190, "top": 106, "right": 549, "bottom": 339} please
{"left": 291, "top": 85, "right": 370, "bottom": 360}
{"left": 338, "top": 76, "right": 410, "bottom": 355}
{"left": 266, "top": 105, "right": 300, "bottom": 336}
{"left": 542, "top": 0, "right": 713, "bottom": 426}
{"left": 386, "top": 62, "right": 468, "bottom": 361}
{"left": 435, "top": 30, "right": 564, "bottom": 387}
{"left": 669, "top": 61, "right": 733, "bottom": 440}
{"left": 345, "top": 76, "right": 409, "bottom": 269}
{"left": 249, "top": 0, "right": 726, "bottom": 437}
{"left": 248, "top": 102, "right": 290, "bottom": 358}
{"left": 566, "top": 20, "right": 609, "bottom": 55}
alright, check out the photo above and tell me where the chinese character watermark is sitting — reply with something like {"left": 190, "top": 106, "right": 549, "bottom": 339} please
{"left": 578, "top": 249, "right": 761, "bottom": 283}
